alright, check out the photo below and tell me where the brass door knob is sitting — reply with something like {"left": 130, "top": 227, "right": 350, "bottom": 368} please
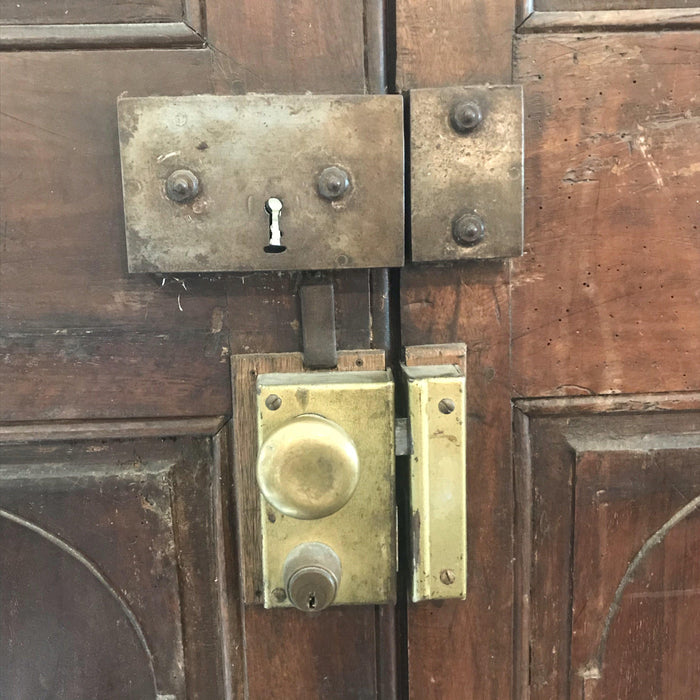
{"left": 283, "top": 542, "right": 342, "bottom": 612}
{"left": 257, "top": 413, "right": 360, "bottom": 519}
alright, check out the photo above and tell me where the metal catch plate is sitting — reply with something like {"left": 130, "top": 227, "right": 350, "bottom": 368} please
{"left": 403, "top": 364, "right": 467, "bottom": 601}
{"left": 256, "top": 370, "right": 396, "bottom": 607}
{"left": 410, "top": 85, "right": 524, "bottom": 261}
{"left": 117, "top": 94, "right": 404, "bottom": 273}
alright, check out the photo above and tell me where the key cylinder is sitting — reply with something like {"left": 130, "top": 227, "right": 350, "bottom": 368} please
{"left": 283, "top": 542, "right": 342, "bottom": 612}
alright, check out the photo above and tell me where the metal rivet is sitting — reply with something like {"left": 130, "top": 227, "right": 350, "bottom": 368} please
{"left": 440, "top": 569, "right": 456, "bottom": 585}
{"left": 438, "top": 398, "right": 455, "bottom": 415}
{"left": 452, "top": 211, "right": 485, "bottom": 247}
{"left": 265, "top": 394, "right": 282, "bottom": 411}
{"left": 450, "top": 100, "right": 483, "bottom": 134}
{"left": 165, "top": 169, "right": 199, "bottom": 202}
{"left": 272, "top": 587, "right": 287, "bottom": 602}
{"left": 318, "top": 166, "right": 351, "bottom": 201}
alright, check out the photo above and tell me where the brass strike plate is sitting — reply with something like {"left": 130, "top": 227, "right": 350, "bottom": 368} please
{"left": 256, "top": 370, "right": 396, "bottom": 608}
{"left": 402, "top": 364, "right": 467, "bottom": 601}
{"left": 117, "top": 94, "right": 404, "bottom": 273}
{"left": 410, "top": 85, "right": 524, "bottom": 261}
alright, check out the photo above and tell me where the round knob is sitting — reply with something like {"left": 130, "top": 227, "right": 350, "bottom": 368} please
{"left": 257, "top": 414, "right": 359, "bottom": 520}
{"left": 283, "top": 542, "right": 342, "bottom": 612}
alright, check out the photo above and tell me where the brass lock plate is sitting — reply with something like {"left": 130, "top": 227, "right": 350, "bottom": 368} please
{"left": 117, "top": 94, "right": 404, "bottom": 273}
{"left": 402, "top": 345, "right": 467, "bottom": 602}
{"left": 256, "top": 370, "right": 395, "bottom": 608}
{"left": 410, "top": 85, "right": 524, "bottom": 261}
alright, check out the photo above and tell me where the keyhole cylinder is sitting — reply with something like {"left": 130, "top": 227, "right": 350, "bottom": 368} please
{"left": 283, "top": 542, "right": 342, "bottom": 612}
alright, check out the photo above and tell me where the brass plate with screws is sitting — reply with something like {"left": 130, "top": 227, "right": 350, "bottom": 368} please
{"left": 410, "top": 85, "right": 524, "bottom": 261}
{"left": 256, "top": 370, "right": 395, "bottom": 608}
{"left": 402, "top": 364, "right": 467, "bottom": 601}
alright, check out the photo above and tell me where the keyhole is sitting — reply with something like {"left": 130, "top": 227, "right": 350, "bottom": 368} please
{"left": 264, "top": 197, "right": 286, "bottom": 253}
{"left": 307, "top": 592, "right": 317, "bottom": 610}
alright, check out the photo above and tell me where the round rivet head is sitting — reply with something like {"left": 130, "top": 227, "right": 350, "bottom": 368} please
{"left": 256, "top": 414, "right": 360, "bottom": 520}
{"left": 318, "top": 166, "right": 351, "bottom": 200}
{"left": 283, "top": 542, "right": 342, "bottom": 612}
{"left": 452, "top": 211, "right": 485, "bottom": 247}
{"left": 165, "top": 169, "right": 199, "bottom": 202}
{"left": 450, "top": 100, "right": 483, "bottom": 134}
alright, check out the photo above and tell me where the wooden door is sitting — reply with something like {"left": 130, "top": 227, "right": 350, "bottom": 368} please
{"left": 2, "top": 1, "right": 699, "bottom": 699}
{"left": 0, "top": 2, "right": 392, "bottom": 697}
{"left": 397, "top": 1, "right": 700, "bottom": 698}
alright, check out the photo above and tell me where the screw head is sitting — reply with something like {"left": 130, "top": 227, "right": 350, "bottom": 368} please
{"left": 450, "top": 100, "right": 483, "bottom": 134}
{"left": 265, "top": 394, "right": 282, "bottom": 411}
{"left": 440, "top": 569, "right": 456, "bottom": 585}
{"left": 318, "top": 166, "right": 351, "bottom": 201}
{"left": 438, "top": 398, "right": 456, "bottom": 415}
{"left": 272, "top": 587, "right": 287, "bottom": 602}
{"left": 452, "top": 211, "right": 485, "bottom": 247}
{"left": 166, "top": 169, "right": 199, "bottom": 202}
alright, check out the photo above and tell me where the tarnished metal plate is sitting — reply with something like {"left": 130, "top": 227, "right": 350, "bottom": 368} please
{"left": 256, "top": 370, "right": 395, "bottom": 608}
{"left": 410, "top": 85, "right": 524, "bottom": 261}
{"left": 117, "top": 94, "right": 404, "bottom": 272}
{"left": 402, "top": 364, "right": 467, "bottom": 601}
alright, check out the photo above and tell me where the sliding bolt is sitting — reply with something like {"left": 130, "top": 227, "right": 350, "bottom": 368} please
{"left": 318, "top": 166, "right": 350, "bottom": 201}
{"left": 165, "top": 169, "right": 199, "bottom": 202}
{"left": 452, "top": 211, "right": 485, "bottom": 247}
{"left": 450, "top": 100, "right": 482, "bottom": 134}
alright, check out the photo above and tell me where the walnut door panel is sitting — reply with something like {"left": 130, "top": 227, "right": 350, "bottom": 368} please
{"left": 0, "top": 420, "right": 235, "bottom": 699}
{"left": 515, "top": 395, "right": 700, "bottom": 699}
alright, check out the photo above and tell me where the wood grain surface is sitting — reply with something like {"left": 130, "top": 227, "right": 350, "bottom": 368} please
{"left": 514, "top": 397, "right": 700, "bottom": 699}
{"left": 0, "top": 0, "right": 182, "bottom": 25}
{"left": 397, "top": 0, "right": 516, "bottom": 696}
{"left": 396, "top": 0, "right": 514, "bottom": 89}
{"left": 206, "top": 0, "right": 366, "bottom": 94}
{"left": 513, "top": 32, "right": 700, "bottom": 398}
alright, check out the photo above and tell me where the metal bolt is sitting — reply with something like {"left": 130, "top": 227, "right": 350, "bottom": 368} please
{"left": 272, "top": 587, "right": 287, "bottom": 602}
{"left": 450, "top": 100, "right": 483, "bottom": 134}
{"left": 166, "top": 169, "right": 199, "bottom": 202}
{"left": 440, "top": 569, "right": 456, "bottom": 585}
{"left": 438, "top": 398, "right": 455, "bottom": 415}
{"left": 318, "top": 166, "right": 351, "bottom": 201}
{"left": 265, "top": 394, "right": 282, "bottom": 411}
{"left": 452, "top": 211, "right": 485, "bottom": 247}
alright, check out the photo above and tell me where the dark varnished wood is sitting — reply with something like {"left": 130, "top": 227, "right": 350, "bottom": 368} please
{"left": 0, "top": 0, "right": 182, "bottom": 25}
{"left": 400, "top": 262, "right": 514, "bottom": 699}
{"left": 397, "top": 1, "right": 516, "bottom": 696}
{"left": 206, "top": 0, "right": 366, "bottom": 94}
{"left": 396, "top": 0, "right": 515, "bottom": 90}
{"left": 512, "top": 32, "right": 700, "bottom": 399}
{"left": 0, "top": 423, "right": 240, "bottom": 699}
{"left": 536, "top": 0, "right": 695, "bottom": 10}
{"left": 514, "top": 395, "right": 700, "bottom": 699}
{"left": 519, "top": 7, "right": 700, "bottom": 31}
{"left": 0, "top": 23, "right": 203, "bottom": 50}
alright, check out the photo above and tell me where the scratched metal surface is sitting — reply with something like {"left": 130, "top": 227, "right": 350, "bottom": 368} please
{"left": 117, "top": 94, "right": 404, "bottom": 272}
{"left": 410, "top": 85, "right": 524, "bottom": 261}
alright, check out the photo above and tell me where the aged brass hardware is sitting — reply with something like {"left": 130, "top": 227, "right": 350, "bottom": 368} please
{"left": 256, "top": 369, "right": 396, "bottom": 609}
{"left": 256, "top": 413, "right": 360, "bottom": 520}
{"left": 402, "top": 364, "right": 467, "bottom": 601}
{"left": 410, "top": 85, "right": 524, "bottom": 261}
{"left": 283, "top": 542, "right": 343, "bottom": 612}
{"left": 117, "top": 94, "right": 404, "bottom": 272}
{"left": 237, "top": 346, "right": 469, "bottom": 610}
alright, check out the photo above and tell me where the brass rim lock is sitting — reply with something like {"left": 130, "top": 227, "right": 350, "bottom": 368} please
{"left": 283, "top": 542, "right": 342, "bottom": 612}
{"left": 256, "top": 413, "right": 360, "bottom": 520}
